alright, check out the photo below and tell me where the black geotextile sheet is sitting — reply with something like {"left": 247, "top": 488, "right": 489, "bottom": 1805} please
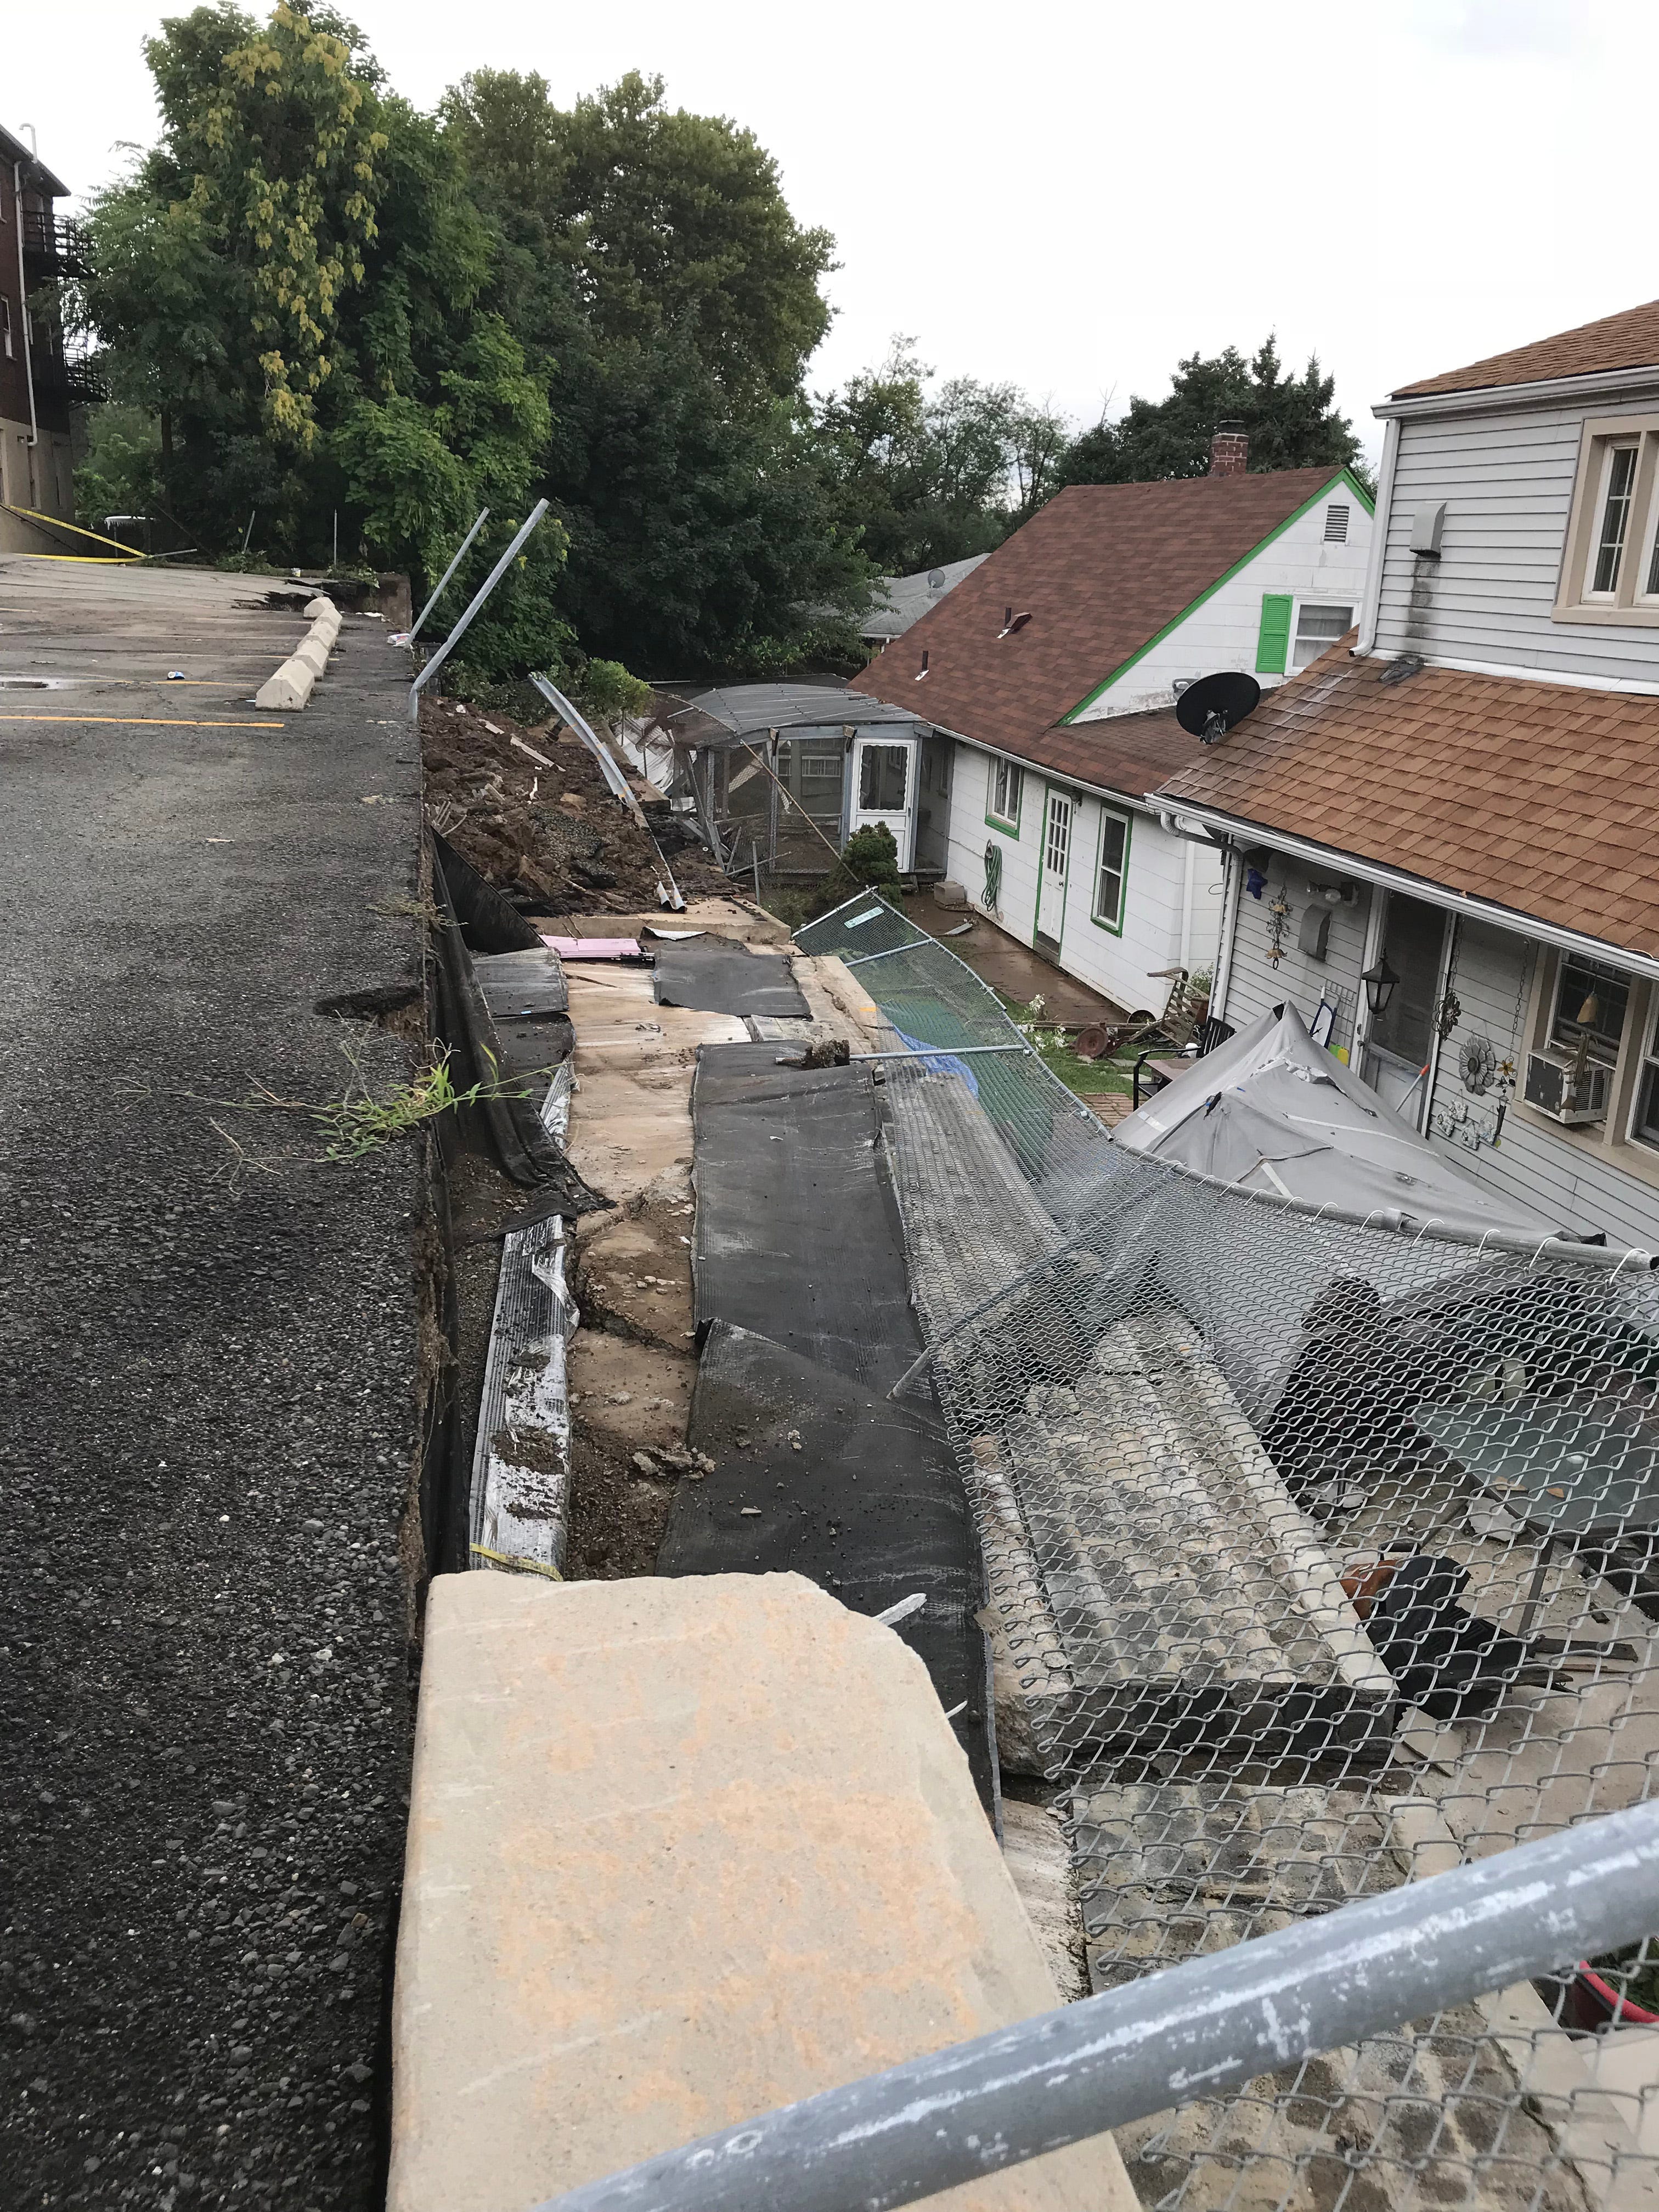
{"left": 686, "top": 1047, "right": 923, "bottom": 1390}
{"left": 651, "top": 936, "right": 809, "bottom": 1020}
{"left": 661, "top": 1043, "right": 995, "bottom": 1811}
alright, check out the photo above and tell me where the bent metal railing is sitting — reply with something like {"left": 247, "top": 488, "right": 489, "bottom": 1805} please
{"left": 529, "top": 1798, "right": 1659, "bottom": 2212}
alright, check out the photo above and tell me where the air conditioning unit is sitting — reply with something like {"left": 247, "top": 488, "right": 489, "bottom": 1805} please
{"left": 1525, "top": 1050, "right": 1611, "bottom": 1125}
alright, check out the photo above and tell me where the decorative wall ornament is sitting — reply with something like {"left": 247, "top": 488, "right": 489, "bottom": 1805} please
{"left": 1460, "top": 1035, "right": 1497, "bottom": 1096}
{"left": 1265, "top": 889, "right": 1292, "bottom": 967}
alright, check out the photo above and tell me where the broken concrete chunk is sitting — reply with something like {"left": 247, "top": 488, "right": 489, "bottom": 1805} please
{"left": 631, "top": 1450, "right": 659, "bottom": 1476}
{"left": 388, "top": 1572, "right": 1129, "bottom": 2210}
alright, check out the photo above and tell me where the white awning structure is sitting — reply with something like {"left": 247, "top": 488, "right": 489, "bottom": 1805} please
{"left": 1113, "top": 1003, "right": 1577, "bottom": 1243}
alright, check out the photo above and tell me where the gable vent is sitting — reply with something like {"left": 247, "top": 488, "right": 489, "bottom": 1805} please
{"left": 1324, "top": 502, "right": 1350, "bottom": 544}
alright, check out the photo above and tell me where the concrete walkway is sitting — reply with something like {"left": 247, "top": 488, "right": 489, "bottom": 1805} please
{"left": 0, "top": 559, "right": 424, "bottom": 2209}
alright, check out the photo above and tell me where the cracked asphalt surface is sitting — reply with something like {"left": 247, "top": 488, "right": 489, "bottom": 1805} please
{"left": 0, "top": 562, "right": 426, "bottom": 2209}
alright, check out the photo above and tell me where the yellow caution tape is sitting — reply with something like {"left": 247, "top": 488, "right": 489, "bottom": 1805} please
{"left": 469, "top": 1543, "right": 564, "bottom": 1580}
{"left": 1, "top": 501, "right": 146, "bottom": 557}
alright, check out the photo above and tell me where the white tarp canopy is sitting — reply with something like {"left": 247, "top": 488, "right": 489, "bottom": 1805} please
{"left": 1113, "top": 1002, "right": 1578, "bottom": 1243}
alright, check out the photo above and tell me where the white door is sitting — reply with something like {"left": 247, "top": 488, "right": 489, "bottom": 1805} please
{"left": 1037, "top": 787, "right": 1072, "bottom": 942}
{"left": 849, "top": 735, "right": 917, "bottom": 867}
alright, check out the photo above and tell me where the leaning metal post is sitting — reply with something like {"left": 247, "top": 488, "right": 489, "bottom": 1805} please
{"left": 407, "top": 500, "right": 548, "bottom": 722}
{"left": 408, "top": 506, "right": 489, "bottom": 643}
{"left": 529, "top": 1798, "right": 1659, "bottom": 2212}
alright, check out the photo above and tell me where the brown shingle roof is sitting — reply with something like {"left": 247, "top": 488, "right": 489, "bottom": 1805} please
{"left": 1012, "top": 708, "right": 1209, "bottom": 799}
{"left": 1393, "top": 299, "right": 1659, "bottom": 399}
{"left": 1159, "top": 641, "right": 1659, "bottom": 957}
{"left": 849, "top": 470, "right": 1352, "bottom": 759}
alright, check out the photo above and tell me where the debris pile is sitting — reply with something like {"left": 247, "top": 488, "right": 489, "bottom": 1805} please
{"left": 420, "top": 695, "right": 727, "bottom": 913}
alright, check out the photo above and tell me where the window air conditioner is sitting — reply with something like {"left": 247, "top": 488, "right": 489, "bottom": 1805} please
{"left": 1524, "top": 1050, "right": 1611, "bottom": 1125}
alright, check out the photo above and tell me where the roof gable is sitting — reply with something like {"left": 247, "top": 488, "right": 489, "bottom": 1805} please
{"left": 1393, "top": 299, "right": 1659, "bottom": 400}
{"left": 850, "top": 469, "right": 1362, "bottom": 759}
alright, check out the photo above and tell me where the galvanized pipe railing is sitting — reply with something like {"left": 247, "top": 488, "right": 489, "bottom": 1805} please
{"left": 529, "top": 1797, "right": 1659, "bottom": 2212}
{"left": 407, "top": 500, "right": 548, "bottom": 720}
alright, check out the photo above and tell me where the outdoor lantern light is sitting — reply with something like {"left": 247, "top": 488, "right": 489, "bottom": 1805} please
{"left": 1361, "top": 957, "right": 1400, "bottom": 1018}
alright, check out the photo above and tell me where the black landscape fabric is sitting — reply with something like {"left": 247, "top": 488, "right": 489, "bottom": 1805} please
{"left": 651, "top": 936, "right": 809, "bottom": 1020}
{"left": 685, "top": 1046, "right": 919, "bottom": 1389}
{"left": 663, "top": 1043, "right": 994, "bottom": 1808}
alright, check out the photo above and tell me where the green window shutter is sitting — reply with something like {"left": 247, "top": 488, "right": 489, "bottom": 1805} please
{"left": 1255, "top": 593, "right": 1293, "bottom": 675}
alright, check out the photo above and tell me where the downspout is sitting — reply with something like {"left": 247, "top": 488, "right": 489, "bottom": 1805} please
{"left": 1178, "top": 832, "right": 1194, "bottom": 975}
{"left": 1355, "top": 415, "right": 1399, "bottom": 656}
{"left": 1212, "top": 847, "right": 1242, "bottom": 1023}
{"left": 13, "top": 161, "right": 39, "bottom": 460}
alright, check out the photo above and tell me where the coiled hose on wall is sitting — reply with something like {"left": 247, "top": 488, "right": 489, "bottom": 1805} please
{"left": 982, "top": 839, "right": 1002, "bottom": 912}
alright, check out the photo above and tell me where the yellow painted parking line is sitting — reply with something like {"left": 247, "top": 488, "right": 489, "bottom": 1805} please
{"left": 0, "top": 713, "right": 285, "bottom": 729}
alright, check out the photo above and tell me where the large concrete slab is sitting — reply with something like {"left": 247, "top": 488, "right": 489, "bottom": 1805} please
{"left": 389, "top": 1571, "right": 1138, "bottom": 2212}
{"left": 0, "top": 557, "right": 422, "bottom": 2206}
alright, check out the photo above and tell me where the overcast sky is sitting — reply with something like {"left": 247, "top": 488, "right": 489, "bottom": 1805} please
{"left": 9, "top": 0, "right": 1647, "bottom": 464}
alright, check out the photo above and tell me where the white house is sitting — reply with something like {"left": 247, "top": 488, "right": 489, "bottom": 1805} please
{"left": 850, "top": 432, "right": 1373, "bottom": 1017}
{"left": 1160, "top": 298, "right": 1659, "bottom": 1250}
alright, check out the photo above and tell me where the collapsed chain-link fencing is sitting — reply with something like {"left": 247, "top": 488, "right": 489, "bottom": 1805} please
{"left": 795, "top": 893, "right": 1659, "bottom": 2212}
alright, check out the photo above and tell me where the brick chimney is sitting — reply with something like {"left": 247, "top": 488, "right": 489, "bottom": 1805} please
{"left": 1209, "top": 421, "right": 1249, "bottom": 477}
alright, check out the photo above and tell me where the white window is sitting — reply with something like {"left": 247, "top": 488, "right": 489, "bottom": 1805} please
{"left": 1549, "top": 951, "right": 1630, "bottom": 1069}
{"left": 1323, "top": 503, "right": 1350, "bottom": 544}
{"left": 1291, "top": 602, "right": 1354, "bottom": 670}
{"left": 1092, "top": 808, "right": 1130, "bottom": 932}
{"left": 1589, "top": 442, "right": 1639, "bottom": 597}
{"left": 988, "top": 755, "right": 1022, "bottom": 831}
{"left": 858, "top": 744, "right": 909, "bottom": 811}
{"left": 1630, "top": 998, "right": 1659, "bottom": 1151}
{"left": 1556, "top": 416, "right": 1659, "bottom": 624}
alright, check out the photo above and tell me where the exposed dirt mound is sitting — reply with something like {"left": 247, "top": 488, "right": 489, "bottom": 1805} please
{"left": 420, "top": 696, "right": 727, "bottom": 914}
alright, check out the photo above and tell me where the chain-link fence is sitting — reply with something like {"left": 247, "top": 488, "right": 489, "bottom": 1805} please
{"left": 796, "top": 894, "right": 1659, "bottom": 2212}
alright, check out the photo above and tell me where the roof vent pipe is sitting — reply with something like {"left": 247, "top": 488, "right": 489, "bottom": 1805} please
{"left": 1209, "top": 421, "right": 1249, "bottom": 477}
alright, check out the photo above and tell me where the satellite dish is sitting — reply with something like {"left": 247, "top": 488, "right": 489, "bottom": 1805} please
{"left": 1176, "top": 670, "right": 1261, "bottom": 746}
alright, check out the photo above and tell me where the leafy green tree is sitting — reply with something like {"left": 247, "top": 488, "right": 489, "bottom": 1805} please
{"left": 1058, "top": 337, "right": 1363, "bottom": 487}
{"left": 439, "top": 66, "right": 869, "bottom": 672}
{"left": 814, "top": 338, "right": 1069, "bottom": 574}
{"left": 81, "top": 2, "right": 557, "bottom": 625}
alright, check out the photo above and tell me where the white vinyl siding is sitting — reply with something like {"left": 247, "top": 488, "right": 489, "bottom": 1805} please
{"left": 1374, "top": 391, "right": 1659, "bottom": 682}
{"left": 1424, "top": 920, "right": 1659, "bottom": 1248}
{"left": 1069, "top": 483, "right": 1373, "bottom": 721}
{"left": 1219, "top": 866, "right": 1372, "bottom": 1062}
{"left": 939, "top": 742, "right": 1223, "bottom": 1012}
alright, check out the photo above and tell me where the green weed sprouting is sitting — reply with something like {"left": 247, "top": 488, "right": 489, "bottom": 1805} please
{"left": 222, "top": 1040, "right": 535, "bottom": 1164}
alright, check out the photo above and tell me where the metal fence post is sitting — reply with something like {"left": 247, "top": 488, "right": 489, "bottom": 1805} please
{"left": 408, "top": 506, "right": 489, "bottom": 644}
{"left": 529, "top": 1797, "right": 1659, "bottom": 2212}
{"left": 407, "top": 500, "right": 549, "bottom": 722}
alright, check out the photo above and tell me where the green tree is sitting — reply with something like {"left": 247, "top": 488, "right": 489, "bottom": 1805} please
{"left": 1058, "top": 338, "right": 1363, "bottom": 487}
{"left": 81, "top": 1, "right": 558, "bottom": 634}
{"left": 814, "top": 337, "right": 1069, "bottom": 574}
{"left": 439, "top": 66, "right": 870, "bottom": 672}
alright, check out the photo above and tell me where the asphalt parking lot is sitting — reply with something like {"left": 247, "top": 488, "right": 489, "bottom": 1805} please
{"left": 0, "top": 560, "right": 426, "bottom": 2209}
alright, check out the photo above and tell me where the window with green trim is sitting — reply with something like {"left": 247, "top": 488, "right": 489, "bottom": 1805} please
{"left": 987, "top": 755, "right": 1023, "bottom": 831}
{"left": 1092, "top": 806, "right": 1131, "bottom": 932}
